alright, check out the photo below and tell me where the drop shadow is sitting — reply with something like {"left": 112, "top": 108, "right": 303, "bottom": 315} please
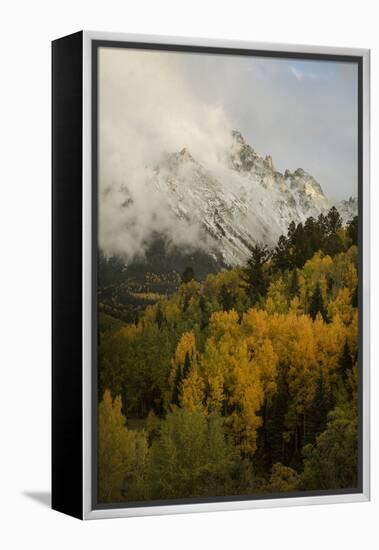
{"left": 23, "top": 491, "right": 51, "bottom": 508}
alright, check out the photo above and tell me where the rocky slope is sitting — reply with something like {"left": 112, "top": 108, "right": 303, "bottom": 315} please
{"left": 149, "top": 131, "right": 357, "bottom": 265}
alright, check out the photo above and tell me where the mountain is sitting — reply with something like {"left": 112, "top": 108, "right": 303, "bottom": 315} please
{"left": 336, "top": 197, "right": 358, "bottom": 224}
{"left": 149, "top": 131, "right": 357, "bottom": 266}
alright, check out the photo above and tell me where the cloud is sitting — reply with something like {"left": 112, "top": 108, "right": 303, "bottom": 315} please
{"left": 98, "top": 47, "right": 358, "bottom": 260}
{"left": 209, "top": 56, "right": 358, "bottom": 201}
{"left": 98, "top": 47, "right": 235, "bottom": 260}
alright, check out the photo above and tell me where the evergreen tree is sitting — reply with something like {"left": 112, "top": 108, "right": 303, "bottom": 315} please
{"left": 220, "top": 284, "right": 234, "bottom": 311}
{"left": 155, "top": 306, "right": 165, "bottom": 329}
{"left": 182, "top": 292, "right": 190, "bottom": 312}
{"left": 183, "top": 351, "right": 191, "bottom": 379}
{"left": 338, "top": 340, "right": 354, "bottom": 381}
{"left": 326, "top": 275, "right": 334, "bottom": 297}
{"left": 263, "top": 366, "right": 290, "bottom": 465}
{"left": 347, "top": 216, "right": 358, "bottom": 245}
{"left": 172, "top": 352, "right": 192, "bottom": 406}
{"left": 172, "top": 366, "right": 183, "bottom": 406}
{"left": 292, "top": 223, "right": 313, "bottom": 267}
{"left": 304, "top": 374, "right": 329, "bottom": 445}
{"left": 324, "top": 232, "right": 345, "bottom": 257}
{"left": 352, "top": 285, "right": 358, "bottom": 308}
{"left": 241, "top": 244, "right": 271, "bottom": 305}
{"left": 304, "top": 216, "right": 323, "bottom": 253}
{"left": 199, "top": 294, "right": 209, "bottom": 329}
{"left": 181, "top": 266, "right": 195, "bottom": 284}
{"left": 325, "top": 206, "right": 343, "bottom": 235}
{"left": 316, "top": 212, "right": 328, "bottom": 240}
{"left": 287, "top": 220, "right": 297, "bottom": 244}
{"left": 273, "top": 235, "right": 291, "bottom": 271}
{"left": 289, "top": 268, "right": 300, "bottom": 298}
{"left": 309, "top": 282, "right": 327, "bottom": 320}
{"left": 323, "top": 207, "right": 345, "bottom": 256}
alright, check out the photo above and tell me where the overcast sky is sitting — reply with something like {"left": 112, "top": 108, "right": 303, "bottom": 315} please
{"left": 98, "top": 47, "right": 358, "bottom": 259}
{"left": 99, "top": 46, "right": 358, "bottom": 201}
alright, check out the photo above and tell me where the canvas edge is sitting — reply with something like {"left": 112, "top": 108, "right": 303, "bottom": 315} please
{"left": 81, "top": 31, "right": 370, "bottom": 520}
{"left": 361, "top": 47, "right": 370, "bottom": 503}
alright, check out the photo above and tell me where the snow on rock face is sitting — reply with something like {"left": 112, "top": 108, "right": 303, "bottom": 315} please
{"left": 148, "top": 130, "right": 357, "bottom": 266}
{"left": 336, "top": 197, "right": 358, "bottom": 224}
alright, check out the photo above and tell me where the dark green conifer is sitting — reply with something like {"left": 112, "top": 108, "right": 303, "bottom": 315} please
{"left": 181, "top": 266, "right": 195, "bottom": 284}
{"left": 241, "top": 244, "right": 271, "bottom": 305}
{"left": 338, "top": 340, "right": 354, "bottom": 381}
{"left": 309, "top": 282, "right": 327, "bottom": 321}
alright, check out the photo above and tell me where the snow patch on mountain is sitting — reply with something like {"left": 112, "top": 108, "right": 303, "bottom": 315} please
{"left": 336, "top": 197, "right": 358, "bottom": 224}
{"left": 148, "top": 131, "right": 357, "bottom": 265}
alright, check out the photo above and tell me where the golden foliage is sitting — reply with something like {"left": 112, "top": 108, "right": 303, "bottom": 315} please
{"left": 116, "top": 324, "right": 141, "bottom": 341}
{"left": 98, "top": 242, "right": 359, "bottom": 498}
{"left": 98, "top": 390, "right": 148, "bottom": 502}
{"left": 180, "top": 368, "right": 205, "bottom": 411}
{"left": 328, "top": 288, "right": 353, "bottom": 324}
{"left": 174, "top": 331, "right": 197, "bottom": 366}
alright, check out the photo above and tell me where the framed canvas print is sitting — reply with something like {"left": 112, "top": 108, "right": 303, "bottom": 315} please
{"left": 52, "top": 31, "right": 370, "bottom": 519}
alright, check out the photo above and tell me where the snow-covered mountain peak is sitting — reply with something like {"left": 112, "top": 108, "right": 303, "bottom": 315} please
{"left": 229, "top": 129, "right": 261, "bottom": 173}
{"left": 178, "top": 147, "right": 194, "bottom": 162}
{"left": 284, "top": 168, "right": 327, "bottom": 202}
{"left": 158, "top": 147, "right": 196, "bottom": 171}
{"left": 144, "top": 131, "right": 357, "bottom": 265}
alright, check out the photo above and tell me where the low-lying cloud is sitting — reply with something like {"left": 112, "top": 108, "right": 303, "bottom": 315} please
{"left": 98, "top": 47, "right": 235, "bottom": 260}
{"left": 98, "top": 47, "right": 358, "bottom": 261}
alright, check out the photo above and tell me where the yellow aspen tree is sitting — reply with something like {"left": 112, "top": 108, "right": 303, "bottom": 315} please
{"left": 346, "top": 309, "right": 359, "bottom": 357}
{"left": 168, "top": 331, "right": 197, "bottom": 405}
{"left": 229, "top": 340, "right": 263, "bottom": 455}
{"left": 252, "top": 339, "right": 278, "bottom": 403}
{"left": 242, "top": 308, "right": 270, "bottom": 347}
{"left": 265, "top": 278, "right": 288, "bottom": 314}
{"left": 313, "top": 314, "right": 346, "bottom": 392}
{"left": 327, "top": 288, "right": 353, "bottom": 325}
{"left": 174, "top": 331, "right": 197, "bottom": 365}
{"left": 180, "top": 367, "right": 205, "bottom": 412}
{"left": 208, "top": 309, "right": 240, "bottom": 340}
{"left": 98, "top": 390, "right": 148, "bottom": 503}
{"left": 116, "top": 323, "right": 141, "bottom": 341}
{"left": 289, "top": 295, "right": 303, "bottom": 316}
{"left": 287, "top": 315, "right": 318, "bottom": 412}
{"left": 266, "top": 312, "right": 296, "bottom": 367}
{"left": 200, "top": 337, "right": 226, "bottom": 412}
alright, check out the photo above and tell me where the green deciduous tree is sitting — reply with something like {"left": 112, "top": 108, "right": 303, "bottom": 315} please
{"left": 302, "top": 401, "right": 358, "bottom": 490}
{"left": 148, "top": 408, "right": 237, "bottom": 499}
{"left": 268, "top": 463, "right": 301, "bottom": 492}
{"left": 98, "top": 390, "right": 149, "bottom": 503}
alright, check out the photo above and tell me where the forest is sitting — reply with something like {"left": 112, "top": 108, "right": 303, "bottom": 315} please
{"left": 98, "top": 207, "right": 359, "bottom": 503}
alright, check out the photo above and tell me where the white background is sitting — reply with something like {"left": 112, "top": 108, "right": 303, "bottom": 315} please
{"left": 0, "top": 0, "right": 377, "bottom": 548}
